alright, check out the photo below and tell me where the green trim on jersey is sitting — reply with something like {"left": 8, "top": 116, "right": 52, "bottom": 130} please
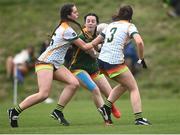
{"left": 70, "top": 29, "right": 99, "bottom": 75}
{"left": 66, "top": 36, "right": 78, "bottom": 42}
{"left": 100, "top": 32, "right": 105, "bottom": 38}
{"left": 130, "top": 32, "right": 138, "bottom": 38}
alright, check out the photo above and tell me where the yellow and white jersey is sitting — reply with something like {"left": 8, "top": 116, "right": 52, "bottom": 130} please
{"left": 99, "top": 21, "right": 138, "bottom": 64}
{"left": 38, "top": 22, "right": 78, "bottom": 68}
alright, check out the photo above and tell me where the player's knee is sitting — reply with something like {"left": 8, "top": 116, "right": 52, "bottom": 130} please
{"left": 41, "top": 93, "right": 49, "bottom": 101}
{"left": 92, "top": 87, "right": 101, "bottom": 95}
{"left": 70, "top": 79, "right": 80, "bottom": 89}
{"left": 38, "top": 90, "right": 50, "bottom": 101}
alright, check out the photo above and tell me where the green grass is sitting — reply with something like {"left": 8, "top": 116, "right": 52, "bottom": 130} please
{"left": 1, "top": 0, "right": 180, "bottom": 99}
{"left": 0, "top": 0, "right": 180, "bottom": 133}
{"left": 1, "top": 98, "right": 180, "bottom": 134}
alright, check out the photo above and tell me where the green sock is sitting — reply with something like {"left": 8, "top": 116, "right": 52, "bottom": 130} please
{"left": 134, "top": 112, "right": 142, "bottom": 120}
{"left": 105, "top": 99, "right": 112, "bottom": 108}
{"left": 14, "top": 105, "right": 23, "bottom": 114}
{"left": 56, "top": 104, "right": 64, "bottom": 112}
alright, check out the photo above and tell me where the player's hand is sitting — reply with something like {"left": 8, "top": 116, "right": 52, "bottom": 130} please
{"left": 137, "top": 59, "right": 148, "bottom": 69}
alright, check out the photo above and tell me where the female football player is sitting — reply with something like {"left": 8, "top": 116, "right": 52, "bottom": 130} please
{"left": 89, "top": 5, "right": 151, "bottom": 125}
{"left": 8, "top": 3, "right": 103, "bottom": 127}
{"left": 69, "top": 13, "right": 121, "bottom": 122}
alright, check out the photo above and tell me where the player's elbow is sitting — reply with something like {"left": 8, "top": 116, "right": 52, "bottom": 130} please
{"left": 133, "top": 34, "right": 144, "bottom": 48}
{"left": 137, "top": 41, "right": 144, "bottom": 48}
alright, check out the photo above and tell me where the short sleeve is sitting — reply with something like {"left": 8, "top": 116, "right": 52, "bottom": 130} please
{"left": 128, "top": 24, "right": 139, "bottom": 38}
{"left": 100, "top": 27, "right": 107, "bottom": 38}
{"left": 63, "top": 27, "right": 78, "bottom": 41}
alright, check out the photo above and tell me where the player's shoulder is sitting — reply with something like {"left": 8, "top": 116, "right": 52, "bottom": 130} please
{"left": 129, "top": 22, "right": 136, "bottom": 26}
{"left": 61, "top": 22, "right": 77, "bottom": 35}
{"left": 61, "top": 22, "right": 70, "bottom": 29}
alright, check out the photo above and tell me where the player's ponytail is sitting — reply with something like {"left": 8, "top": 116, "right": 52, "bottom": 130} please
{"left": 112, "top": 5, "right": 133, "bottom": 22}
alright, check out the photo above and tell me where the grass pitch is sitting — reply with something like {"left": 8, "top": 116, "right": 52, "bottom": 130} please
{"left": 1, "top": 98, "right": 180, "bottom": 134}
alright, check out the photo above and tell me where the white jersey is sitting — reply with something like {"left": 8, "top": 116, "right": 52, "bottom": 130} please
{"left": 38, "top": 22, "right": 78, "bottom": 68}
{"left": 13, "top": 49, "right": 30, "bottom": 64}
{"left": 99, "top": 21, "right": 138, "bottom": 64}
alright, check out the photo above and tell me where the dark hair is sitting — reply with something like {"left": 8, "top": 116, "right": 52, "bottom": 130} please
{"left": 112, "top": 5, "right": 133, "bottom": 21}
{"left": 59, "top": 3, "right": 85, "bottom": 36}
{"left": 50, "top": 3, "right": 85, "bottom": 39}
{"left": 60, "top": 3, "right": 75, "bottom": 21}
{"left": 84, "top": 13, "right": 99, "bottom": 24}
{"left": 83, "top": 13, "right": 99, "bottom": 38}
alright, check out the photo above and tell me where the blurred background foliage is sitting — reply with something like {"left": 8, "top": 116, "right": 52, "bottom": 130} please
{"left": 0, "top": 0, "right": 180, "bottom": 103}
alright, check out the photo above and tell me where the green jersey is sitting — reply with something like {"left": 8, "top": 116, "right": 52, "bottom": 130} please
{"left": 70, "top": 28, "right": 99, "bottom": 74}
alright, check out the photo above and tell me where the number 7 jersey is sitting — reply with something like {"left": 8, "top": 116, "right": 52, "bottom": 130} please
{"left": 99, "top": 21, "right": 138, "bottom": 64}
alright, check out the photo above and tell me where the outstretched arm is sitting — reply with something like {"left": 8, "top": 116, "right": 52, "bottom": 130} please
{"left": 72, "top": 34, "right": 104, "bottom": 51}
{"left": 133, "top": 34, "right": 144, "bottom": 60}
{"left": 133, "top": 34, "right": 147, "bottom": 68}
{"left": 72, "top": 38, "right": 93, "bottom": 50}
{"left": 91, "top": 34, "right": 104, "bottom": 47}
